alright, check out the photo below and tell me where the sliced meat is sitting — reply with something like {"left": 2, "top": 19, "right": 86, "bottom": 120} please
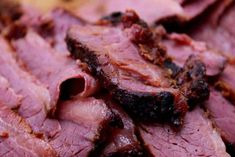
{"left": 205, "top": 89, "right": 235, "bottom": 149}
{"left": 50, "top": 98, "right": 122, "bottom": 157}
{"left": 101, "top": 100, "right": 144, "bottom": 156}
{"left": 11, "top": 31, "right": 98, "bottom": 112}
{"left": 0, "top": 103, "right": 57, "bottom": 157}
{"left": 0, "top": 75, "right": 22, "bottom": 109}
{"left": 188, "top": 0, "right": 235, "bottom": 60}
{"left": 48, "top": 8, "right": 86, "bottom": 54}
{"left": 0, "top": 36, "right": 60, "bottom": 135}
{"left": 139, "top": 107, "right": 230, "bottom": 157}
{"left": 215, "top": 64, "right": 235, "bottom": 105}
{"left": 66, "top": 24, "right": 188, "bottom": 126}
{"left": 76, "top": 0, "right": 217, "bottom": 25}
{"left": 162, "top": 33, "right": 227, "bottom": 77}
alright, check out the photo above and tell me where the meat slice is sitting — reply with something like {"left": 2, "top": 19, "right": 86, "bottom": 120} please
{"left": 0, "top": 36, "right": 60, "bottom": 135}
{"left": 76, "top": 0, "right": 217, "bottom": 25}
{"left": 66, "top": 24, "right": 188, "bottom": 126}
{"left": 0, "top": 75, "right": 22, "bottom": 109}
{"left": 139, "top": 107, "right": 230, "bottom": 157}
{"left": 0, "top": 103, "right": 57, "bottom": 157}
{"left": 188, "top": 0, "right": 235, "bottom": 60}
{"left": 48, "top": 8, "right": 86, "bottom": 54}
{"left": 215, "top": 64, "right": 235, "bottom": 104}
{"left": 101, "top": 100, "right": 144, "bottom": 156}
{"left": 162, "top": 33, "right": 227, "bottom": 77}
{"left": 205, "top": 89, "right": 235, "bottom": 150}
{"left": 50, "top": 98, "right": 122, "bottom": 157}
{"left": 12, "top": 31, "right": 98, "bottom": 113}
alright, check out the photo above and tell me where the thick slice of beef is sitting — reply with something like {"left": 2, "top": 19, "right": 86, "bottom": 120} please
{"left": 0, "top": 75, "right": 22, "bottom": 109}
{"left": 0, "top": 36, "right": 60, "bottom": 136}
{"left": 188, "top": 0, "right": 235, "bottom": 60}
{"left": 76, "top": 0, "right": 217, "bottom": 25}
{"left": 139, "top": 107, "right": 230, "bottom": 157}
{"left": 12, "top": 31, "right": 98, "bottom": 112}
{"left": 101, "top": 100, "right": 144, "bottom": 156}
{"left": 66, "top": 24, "right": 188, "bottom": 126}
{"left": 98, "top": 10, "right": 209, "bottom": 109}
{"left": 0, "top": 103, "right": 57, "bottom": 157}
{"left": 205, "top": 89, "right": 235, "bottom": 149}
{"left": 162, "top": 33, "right": 227, "bottom": 77}
{"left": 50, "top": 98, "right": 122, "bottom": 157}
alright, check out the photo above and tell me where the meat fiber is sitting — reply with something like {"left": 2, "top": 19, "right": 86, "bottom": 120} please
{"left": 162, "top": 33, "right": 227, "bottom": 77}
{"left": 12, "top": 31, "right": 98, "bottom": 112}
{"left": 0, "top": 75, "right": 22, "bottom": 109}
{"left": 205, "top": 89, "right": 235, "bottom": 149}
{"left": 139, "top": 107, "right": 230, "bottom": 157}
{"left": 76, "top": 0, "right": 217, "bottom": 25}
{"left": 101, "top": 100, "right": 144, "bottom": 156}
{"left": 0, "top": 103, "right": 57, "bottom": 157}
{"left": 50, "top": 98, "right": 122, "bottom": 157}
{"left": 0, "top": 36, "right": 60, "bottom": 136}
{"left": 66, "top": 24, "right": 188, "bottom": 126}
{"left": 215, "top": 64, "right": 235, "bottom": 104}
{"left": 188, "top": 0, "right": 235, "bottom": 60}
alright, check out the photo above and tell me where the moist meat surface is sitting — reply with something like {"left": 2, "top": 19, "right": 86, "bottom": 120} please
{"left": 139, "top": 107, "right": 230, "bottom": 157}
{"left": 0, "top": 103, "right": 57, "bottom": 157}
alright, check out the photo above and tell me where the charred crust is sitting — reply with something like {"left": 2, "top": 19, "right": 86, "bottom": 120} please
{"left": 4, "top": 23, "right": 27, "bottom": 40}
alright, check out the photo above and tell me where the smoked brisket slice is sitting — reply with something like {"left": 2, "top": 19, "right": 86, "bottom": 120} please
{"left": 50, "top": 98, "right": 122, "bottom": 157}
{"left": 0, "top": 36, "right": 61, "bottom": 136}
{"left": 139, "top": 107, "right": 230, "bottom": 157}
{"left": 205, "top": 89, "right": 235, "bottom": 150}
{"left": 66, "top": 24, "right": 188, "bottom": 126}
{"left": 11, "top": 31, "right": 98, "bottom": 113}
{"left": 0, "top": 103, "right": 57, "bottom": 157}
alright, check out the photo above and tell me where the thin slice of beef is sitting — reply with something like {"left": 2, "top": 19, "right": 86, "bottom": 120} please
{"left": 139, "top": 107, "right": 230, "bottom": 157}
{"left": 0, "top": 75, "right": 22, "bottom": 109}
{"left": 162, "top": 33, "right": 227, "bottom": 77}
{"left": 98, "top": 11, "right": 209, "bottom": 109}
{"left": 66, "top": 24, "right": 188, "bottom": 126}
{"left": 11, "top": 31, "right": 98, "bottom": 113}
{"left": 205, "top": 89, "right": 235, "bottom": 150}
{"left": 0, "top": 36, "right": 60, "bottom": 136}
{"left": 188, "top": 0, "right": 235, "bottom": 60}
{"left": 50, "top": 98, "right": 122, "bottom": 157}
{"left": 76, "top": 0, "right": 217, "bottom": 25}
{"left": 0, "top": 103, "right": 57, "bottom": 157}
{"left": 101, "top": 100, "right": 144, "bottom": 156}
{"left": 215, "top": 64, "right": 235, "bottom": 104}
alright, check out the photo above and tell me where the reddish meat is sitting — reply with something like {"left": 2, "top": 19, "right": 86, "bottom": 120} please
{"left": 162, "top": 33, "right": 227, "bottom": 77}
{"left": 0, "top": 36, "right": 60, "bottom": 136}
{"left": 205, "top": 89, "right": 235, "bottom": 149}
{"left": 188, "top": 0, "right": 235, "bottom": 60}
{"left": 77, "top": 0, "right": 217, "bottom": 25}
{"left": 12, "top": 31, "right": 98, "bottom": 111}
{"left": 0, "top": 103, "right": 57, "bottom": 157}
{"left": 0, "top": 75, "right": 22, "bottom": 109}
{"left": 50, "top": 98, "right": 122, "bottom": 157}
{"left": 139, "top": 107, "right": 230, "bottom": 157}
{"left": 67, "top": 24, "right": 188, "bottom": 126}
{"left": 102, "top": 101, "right": 144, "bottom": 156}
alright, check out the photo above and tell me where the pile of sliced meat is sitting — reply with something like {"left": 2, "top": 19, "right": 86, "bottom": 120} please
{"left": 0, "top": 0, "right": 234, "bottom": 156}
